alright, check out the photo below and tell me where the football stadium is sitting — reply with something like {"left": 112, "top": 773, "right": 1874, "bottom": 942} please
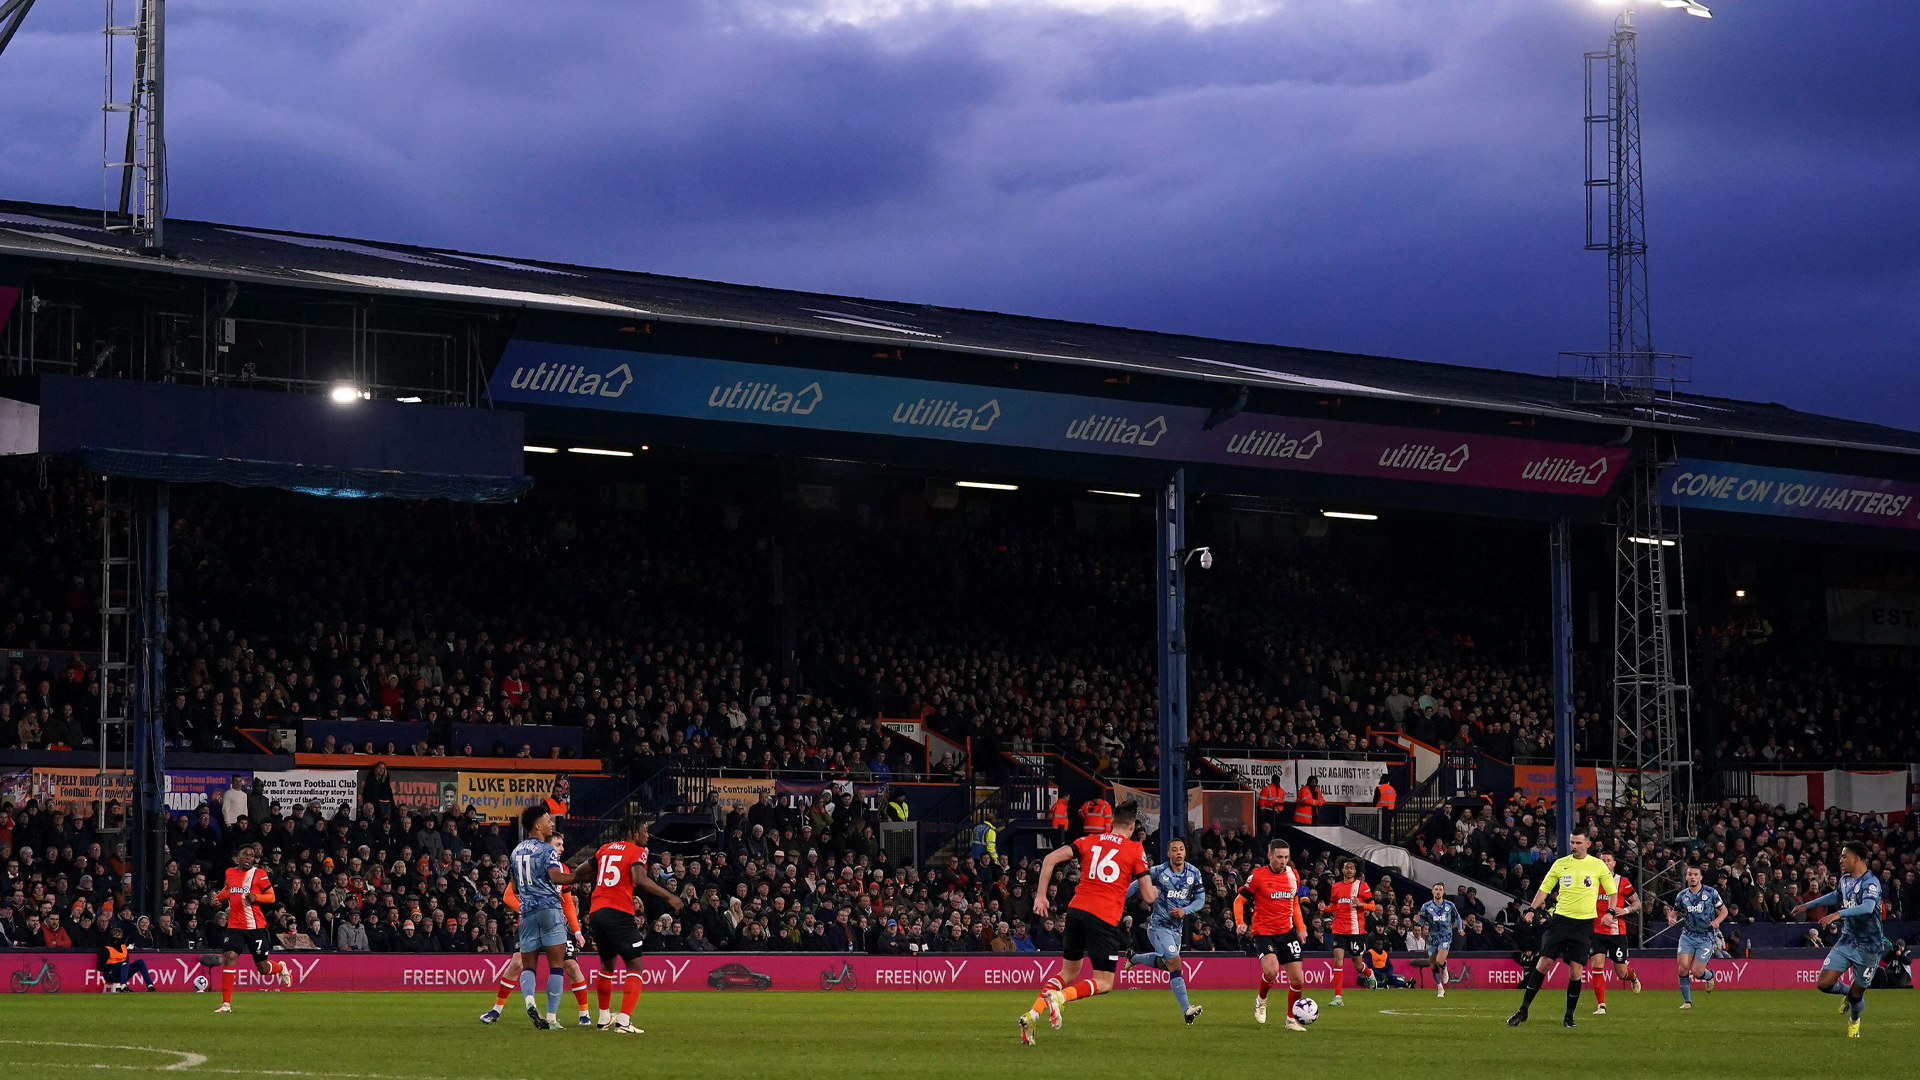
{"left": 0, "top": 1, "right": 1914, "bottom": 1077}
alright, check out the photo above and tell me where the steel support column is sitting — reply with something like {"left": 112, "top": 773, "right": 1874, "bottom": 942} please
{"left": 1550, "top": 517, "right": 1575, "bottom": 853}
{"left": 1156, "top": 470, "right": 1188, "bottom": 843}
{"left": 130, "top": 480, "right": 168, "bottom": 916}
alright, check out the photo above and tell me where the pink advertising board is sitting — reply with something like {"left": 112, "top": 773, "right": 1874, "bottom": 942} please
{"left": 10, "top": 951, "right": 1842, "bottom": 995}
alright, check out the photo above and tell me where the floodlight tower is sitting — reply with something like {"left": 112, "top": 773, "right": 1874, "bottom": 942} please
{"left": 1576, "top": 0, "right": 1707, "bottom": 941}
{"left": 103, "top": 0, "right": 166, "bottom": 251}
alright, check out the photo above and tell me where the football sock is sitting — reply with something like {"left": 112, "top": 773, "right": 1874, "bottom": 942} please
{"left": 545, "top": 971, "right": 564, "bottom": 1020}
{"left": 1258, "top": 977, "right": 1273, "bottom": 1001}
{"left": 620, "top": 972, "right": 642, "bottom": 1020}
{"left": 1679, "top": 975, "right": 1692, "bottom": 1003}
{"left": 1519, "top": 968, "right": 1543, "bottom": 1009}
{"left": 1130, "top": 952, "right": 1159, "bottom": 969}
{"left": 1333, "top": 966, "right": 1345, "bottom": 997}
{"left": 1592, "top": 971, "right": 1606, "bottom": 1005}
{"left": 220, "top": 967, "right": 236, "bottom": 1005}
{"left": 570, "top": 978, "right": 590, "bottom": 1013}
{"left": 1818, "top": 981, "right": 1849, "bottom": 996}
{"left": 1848, "top": 988, "right": 1865, "bottom": 1021}
{"left": 1565, "top": 977, "right": 1582, "bottom": 1017}
{"left": 519, "top": 968, "right": 537, "bottom": 1009}
{"left": 1170, "top": 973, "right": 1191, "bottom": 1012}
{"left": 593, "top": 971, "right": 613, "bottom": 1014}
{"left": 1043, "top": 975, "right": 1064, "bottom": 993}
{"left": 1060, "top": 979, "right": 1100, "bottom": 1003}
{"left": 494, "top": 977, "right": 514, "bottom": 1009}
{"left": 1286, "top": 986, "right": 1300, "bottom": 1015}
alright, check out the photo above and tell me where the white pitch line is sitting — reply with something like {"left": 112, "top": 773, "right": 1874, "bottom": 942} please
{"left": 0, "top": 1042, "right": 541, "bottom": 1080}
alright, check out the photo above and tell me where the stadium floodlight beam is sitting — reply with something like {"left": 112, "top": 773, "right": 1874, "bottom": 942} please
{"left": 522, "top": 445, "right": 559, "bottom": 454}
{"left": 955, "top": 480, "right": 1018, "bottom": 490}
{"left": 328, "top": 384, "right": 362, "bottom": 405}
{"left": 1320, "top": 510, "right": 1379, "bottom": 521}
{"left": 568, "top": 447, "right": 633, "bottom": 457}
{"left": 1088, "top": 489, "right": 1140, "bottom": 498}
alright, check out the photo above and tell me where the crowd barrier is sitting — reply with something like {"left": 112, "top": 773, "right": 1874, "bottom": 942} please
{"left": 7, "top": 950, "right": 1851, "bottom": 995}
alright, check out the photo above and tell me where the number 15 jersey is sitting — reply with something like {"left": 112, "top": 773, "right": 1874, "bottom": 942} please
{"left": 1069, "top": 831, "right": 1149, "bottom": 925}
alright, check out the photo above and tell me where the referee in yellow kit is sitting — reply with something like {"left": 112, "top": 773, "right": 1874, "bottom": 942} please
{"left": 1508, "top": 827, "right": 1617, "bottom": 1028}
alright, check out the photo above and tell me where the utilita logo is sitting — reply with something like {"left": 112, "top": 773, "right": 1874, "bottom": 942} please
{"left": 1065, "top": 413, "right": 1167, "bottom": 447}
{"left": 1521, "top": 455, "right": 1611, "bottom": 486}
{"left": 507, "top": 361, "right": 633, "bottom": 397}
{"left": 707, "top": 380, "right": 823, "bottom": 415}
{"left": 1226, "top": 429, "right": 1322, "bottom": 460}
{"left": 892, "top": 397, "right": 1000, "bottom": 431}
{"left": 1378, "top": 442, "right": 1469, "bottom": 473}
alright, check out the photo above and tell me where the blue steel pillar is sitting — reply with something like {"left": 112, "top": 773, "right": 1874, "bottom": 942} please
{"left": 1156, "top": 470, "right": 1189, "bottom": 843}
{"left": 1550, "top": 517, "right": 1575, "bottom": 853}
{"left": 131, "top": 481, "right": 169, "bottom": 916}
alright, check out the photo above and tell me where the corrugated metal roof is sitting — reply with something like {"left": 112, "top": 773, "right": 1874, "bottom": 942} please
{"left": 5, "top": 199, "right": 1916, "bottom": 457}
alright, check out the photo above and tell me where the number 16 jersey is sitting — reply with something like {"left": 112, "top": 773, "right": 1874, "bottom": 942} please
{"left": 1069, "top": 831, "right": 1149, "bottom": 925}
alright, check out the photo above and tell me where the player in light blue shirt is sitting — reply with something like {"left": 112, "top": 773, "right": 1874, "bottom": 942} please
{"left": 1416, "top": 883, "right": 1464, "bottom": 998}
{"left": 510, "top": 803, "right": 584, "bottom": 1030}
{"left": 1124, "top": 837, "right": 1207, "bottom": 1023}
{"left": 1669, "top": 865, "right": 1725, "bottom": 1007}
{"left": 1792, "top": 841, "right": 1885, "bottom": 1038}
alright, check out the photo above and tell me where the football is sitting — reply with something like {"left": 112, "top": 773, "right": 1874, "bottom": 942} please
{"left": 1291, "top": 997, "right": 1319, "bottom": 1025}
{"left": 193, "top": 975, "right": 209, "bottom": 993}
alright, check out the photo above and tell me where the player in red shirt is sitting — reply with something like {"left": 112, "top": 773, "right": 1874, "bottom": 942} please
{"left": 1234, "top": 838, "right": 1311, "bottom": 1030}
{"left": 215, "top": 844, "right": 291, "bottom": 1013}
{"left": 1326, "top": 858, "right": 1375, "bottom": 1007}
{"left": 1587, "top": 851, "right": 1642, "bottom": 1014}
{"left": 586, "top": 815, "right": 683, "bottom": 1033}
{"left": 1019, "top": 801, "right": 1155, "bottom": 1044}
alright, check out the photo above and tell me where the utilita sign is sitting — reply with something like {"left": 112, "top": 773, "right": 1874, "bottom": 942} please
{"left": 490, "top": 342, "right": 1630, "bottom": 496}
{"left": 15, "top": 951, "right": 1840, "bottom": 994}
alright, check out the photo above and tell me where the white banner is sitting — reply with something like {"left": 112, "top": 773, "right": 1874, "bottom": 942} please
{"left": 1294, "top": 759, "right": 1390, "bottom": 805}
{"left": 255, "top": 769, "right": 360, "bottom": 819}
{"left": 1204, "top": 758, "right": 1389, "bottom": 805}
{"left": 1824, "top": 770, "right": 1908, "bottom": 815}
{"left": 1826, "top": 589, "right": 1920, "bottom": 646}
{"left": 1204, "top": 756, "right": 1294, "bottom": 791}
{"left": 881, "top": 720, "right": 926, "bottom": 745}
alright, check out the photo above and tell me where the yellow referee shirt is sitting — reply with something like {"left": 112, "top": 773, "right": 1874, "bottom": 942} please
{"left": 1539, "top": 854, "right": 1616, "bottom": 919}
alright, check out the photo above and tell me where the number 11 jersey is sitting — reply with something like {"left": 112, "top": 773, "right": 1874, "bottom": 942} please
{"left": 1069, "top": 831, "right": 1149, "bottom": 925}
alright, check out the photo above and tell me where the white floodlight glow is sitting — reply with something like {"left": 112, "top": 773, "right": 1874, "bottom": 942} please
{"left": 1685, "top": 2, "right": 1712, "bottom": 17}
{"left": 1088, "top": 489, "right": 1141, "bottom": 498}
{"left": 523, "top": 445, "right": 559, "bottom": 454}
{"left": 1629, "top": 536, "right": 1677, "bottom": 547}
{"left": 328, "top": 384, "right": 362, "bottom": 405}
{"left": 395, "top": 396, "right": 423, "bottom": 403}
{"left": 955, "top": 481, "right": 1019, "bottom": 491}
{"left": 568, "top": 447, "right": 634, "bottom": 457}
{"left": 1321, "top": 511, "right": 1379, "bottom": 521}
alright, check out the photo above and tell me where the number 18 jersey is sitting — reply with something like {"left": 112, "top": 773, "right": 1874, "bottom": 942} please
{"left": 1069, "top": 831, "right": 1149, "bottom": 925}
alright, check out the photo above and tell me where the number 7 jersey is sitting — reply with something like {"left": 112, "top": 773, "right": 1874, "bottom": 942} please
{"left": 1068, "top": 831, "right": 1150, "bottom": 925}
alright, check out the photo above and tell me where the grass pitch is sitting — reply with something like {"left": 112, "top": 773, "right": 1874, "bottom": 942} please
{"left": 0, "top": 987, "right": 1906, "bottom": 1079}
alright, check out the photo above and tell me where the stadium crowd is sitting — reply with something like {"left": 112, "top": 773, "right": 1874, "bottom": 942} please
{"left": 1, "top": 461, "right": 1917, "bottom": 959}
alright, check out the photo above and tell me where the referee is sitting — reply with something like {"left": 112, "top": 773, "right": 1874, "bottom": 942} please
{"left": 1508, "top": 827, "right": 1617, "bottom": 1028}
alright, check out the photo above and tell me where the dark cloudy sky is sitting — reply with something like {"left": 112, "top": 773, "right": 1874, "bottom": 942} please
{"left": 3, "top": 1, "right": 1915, "bottom": 428}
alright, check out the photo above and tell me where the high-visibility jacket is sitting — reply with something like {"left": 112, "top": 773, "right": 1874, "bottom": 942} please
{"left": 1049, "top": 798, "right": 1070, "bottom": 829}
{"left": 1257, "top": 782, "right": 1287, "bottom": 813}
{"left": 1375, "top": 782, "right": 1397, "bottom": 810}
{"left": 1080, "top": 798, "right": 1113, "bottom": 834}
{"left": 1293, "top": 787, "right": 1325, "bottom": 824}
{"left": 971, "top": 821, "right": 998, "bottom": 859}
{"left": 887, "top": 797, "right": 911, "bottom": 821}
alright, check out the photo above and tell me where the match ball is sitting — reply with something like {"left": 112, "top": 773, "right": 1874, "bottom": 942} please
{"left": 194, "top": 975, "right": 209, "bottom": 992}
{"left": 1290, "top": 997, "right": 1319, "bottom": 1025}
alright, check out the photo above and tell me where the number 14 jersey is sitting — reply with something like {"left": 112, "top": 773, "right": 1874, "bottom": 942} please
{"left": 1069, "top": 831, "right": 1149, "bottom": 925}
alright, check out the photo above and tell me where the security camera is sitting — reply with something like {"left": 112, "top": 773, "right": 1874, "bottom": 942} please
{"left": 1183, "top": 546, "right": 1213, "bottom": 570}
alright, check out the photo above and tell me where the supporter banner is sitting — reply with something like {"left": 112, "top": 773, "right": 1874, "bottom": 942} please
{"left": 1204, "top": 756, "right": 1293, "bottom": 790}
{"left": 1661, "top": 458, "right": 1920, "bottom": 531}
{"left": 164, "top": 769, "right": 246, "bottom": 815}
{"left": 1294, "top": 760, "right": 1390, "bottom": 804}
{"left": 27, "top": 766, "right": 134, "bottom": 814}
{"left": 1515, "top": 764, "right": 1596, "bottom": 803}
{"left": 1826, "top": 589, "right": 1920, "bottom": 647}
{"left": 1195, "top": 789, "right": 1255, "bottom": 834}
{"left": 1750, "top": 769, "right": 1908, "bottom": 817}
{"left": 1109, "top": 783, "right": 1205, "bottom": 834}
{"left": 254, "top": 770, "right": 360, "bottom": 819}
{"left": 456, "top": 771, "right": 560, "bottom": 823}
{"left": 1, "top": 767, "right": 32, "bottom": 807}
{"left": 387, "top": 770, "right": 459, "bottom": 813}
{"left": 15, "top": 951, "right": 1844, "bottom": 994}
{"left": 775, "top": 779, "right": 885, "bottom": 814}
{"left": 490, "top": 342, "right": 1633, "bottom": 497}
{"left": 709, "top": 776, "right": 776, "bottom": 813}
{"left": 880, "top": 720, "right": 925, "bottom": 744}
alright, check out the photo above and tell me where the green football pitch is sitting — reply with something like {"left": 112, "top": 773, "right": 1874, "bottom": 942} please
{"left": 0, "top": 988, "right": 1907, "bottom": 1079}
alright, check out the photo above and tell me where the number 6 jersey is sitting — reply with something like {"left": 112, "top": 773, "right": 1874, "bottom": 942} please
{"left": 1068, "top": 831, "right": 1150, "bottom": 925}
